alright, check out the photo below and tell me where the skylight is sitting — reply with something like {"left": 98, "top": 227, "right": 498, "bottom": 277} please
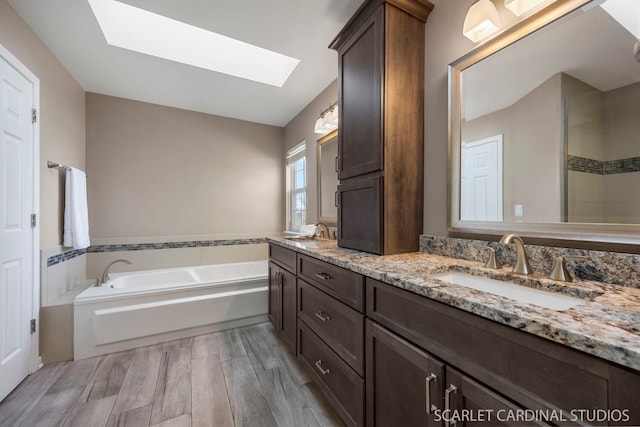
{"left": 88, "top": 0, "right": 300, "bottom": 87}
{"left": 600, "top": 0, "right": 640, "bottom": 39}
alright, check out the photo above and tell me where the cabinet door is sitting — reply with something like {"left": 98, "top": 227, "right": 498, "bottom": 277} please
{"left": 445, "top": 367, "right": 550, "bottom": 427}
{"left": 338, "top": 175, "right": 382, "bottom": 254}
{"left": 337, "top": 7, "right": 384, "bottom": 180}
{"left": 366, "top": 320, "right": 444, "bottom": 427}
{"left": 268, "top": 262, "right": 281, "bottom": 330}
{"left": 280, "top": 268, "right": 297, "bottom": 352}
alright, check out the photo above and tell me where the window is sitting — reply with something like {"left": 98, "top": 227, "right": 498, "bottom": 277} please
{"left": 286, "top": 141, "right": 306, "bottom": 232}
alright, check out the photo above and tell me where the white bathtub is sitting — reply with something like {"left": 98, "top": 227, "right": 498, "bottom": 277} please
{"left": 73, "top": 261, "right": 268, "bottom": 359}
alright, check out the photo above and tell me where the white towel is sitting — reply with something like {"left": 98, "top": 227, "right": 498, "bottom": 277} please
{"left": 63, "top": 167, "right": 90, "bottom": 249}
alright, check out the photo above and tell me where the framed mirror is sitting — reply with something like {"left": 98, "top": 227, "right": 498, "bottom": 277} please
{"left": 317, "top": 130, "right": 338, "bottom": 225}
{"left": 449, "top": 0, "right": 640, "bottom": 246}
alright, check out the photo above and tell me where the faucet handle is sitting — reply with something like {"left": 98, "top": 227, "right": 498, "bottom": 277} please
{"left": 549, "top": 255, "right": 590, "bottom": 282}
{"left": 478, "top": 245, "right": 502, "bottom": 269}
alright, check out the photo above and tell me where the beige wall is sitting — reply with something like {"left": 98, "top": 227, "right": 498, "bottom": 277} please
{"left": 0, "top": 0, "right": 86, "bottom": 248}
{"left": 86, "top": 93, "right": 284, "bottom": 239}
{"left": 424, "top": 0, "right": 478, "bottom": 236}
{"left": 284, "top": 80, "right": 338, "bottom": 226}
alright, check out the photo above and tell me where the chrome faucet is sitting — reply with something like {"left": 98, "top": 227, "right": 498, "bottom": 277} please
{"left": 95, "top": 259, "right": 132, "bottom": 286}
{"left": 499, "top": 234, "right": 533, "bottom": 275}
{"left": 316, "top": 223, "right": 330, "bottom": 239}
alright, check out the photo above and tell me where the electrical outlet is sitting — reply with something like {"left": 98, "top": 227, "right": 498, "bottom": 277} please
{"left": 515, "top": 204, "right": 523, "bottom": 217}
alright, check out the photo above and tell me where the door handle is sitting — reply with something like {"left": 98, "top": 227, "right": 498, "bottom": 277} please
{"left": 444, "top": 384, "right": 458, "bottom": 427}
{"left": 425, "top": 373, "right": 437, "bottom": 415}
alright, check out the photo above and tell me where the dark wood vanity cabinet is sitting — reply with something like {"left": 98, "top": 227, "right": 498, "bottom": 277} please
{"left": 366, "top": 277, "right": 640, "bottom": 427}
{"left": 366, "top": 319, "right": 444, "bottom": 427}
{"left": 268, "top": 245, "right": 297, "bottom": 353}
{"left": 330, "top": 0, "right": 433, "bottom": 255}
{"left": 296, "top": 254, "right": 366, "bottom": 427}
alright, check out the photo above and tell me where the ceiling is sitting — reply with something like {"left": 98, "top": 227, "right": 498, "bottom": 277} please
{"left": 462, "top": 2, "right": 640, "bottom": 121}
{"left": 8, "top": 0, "right": 364, "bottom": 126}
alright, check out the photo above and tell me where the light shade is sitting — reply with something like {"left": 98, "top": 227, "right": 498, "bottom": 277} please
{"left": 505, "top": 0, "right": 550, "bottom": 16}
{"left": 463, "top": 0, "right": 501, "bottom": 43}
{"left": 314, "top": 105, "right": 339, "bottom": 134}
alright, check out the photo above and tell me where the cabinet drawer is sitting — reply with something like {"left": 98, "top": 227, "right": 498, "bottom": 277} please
{"left": 269, "top": 243, "right": 296, "bottom": 273}
{"left": 297, "top": 254, "right": 364, "bottom": 312}
{"left": 366, "top": 278, "right": 610, "bottom": 419}
{"left": 298, "top": 279, "right": 364, "bottom": 375}
{"left": 298, "top": 322, "right": 364, "bottom": 427}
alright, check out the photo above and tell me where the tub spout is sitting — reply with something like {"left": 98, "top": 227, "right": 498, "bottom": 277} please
{"left": 96, "top": 259, "right": 132, "bottom": 286}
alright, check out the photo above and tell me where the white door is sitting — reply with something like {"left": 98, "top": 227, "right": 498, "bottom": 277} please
{"left": 461, "top": 135, "right": 503, "bottom": 221}
{"left": 0, "top": 48, "right": 36, "bottom": 401}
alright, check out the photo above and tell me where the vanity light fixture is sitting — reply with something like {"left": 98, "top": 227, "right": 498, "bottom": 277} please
{"left": 463, "top": 0, "right": 501, "bottom": 43}
{"left": 504, "top": 0, "right": 551, "bottom": 16}
{"left": 314, "top": 102, "right": 339, "bottom": 135}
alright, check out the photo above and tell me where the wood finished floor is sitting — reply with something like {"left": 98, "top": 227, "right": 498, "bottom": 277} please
{"left": 0, "top": 322, "right": 344, "bottom": 427}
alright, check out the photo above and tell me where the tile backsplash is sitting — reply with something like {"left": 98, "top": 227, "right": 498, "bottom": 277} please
{"left": 420, "top": 235, "right": 640, "bottom": 289}
{"left": 42, "top": 235, "right": 272, "bottom": 306}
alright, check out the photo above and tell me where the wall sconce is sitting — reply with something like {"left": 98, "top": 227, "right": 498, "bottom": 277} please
{"left": 504, "top": 0, "right": 550, "bottom": 16}
{"left": 463, "top": 0, "right": 501, "bottom": 43}
{"left": 314, "top": 102, "right": 339, "bottom": 135}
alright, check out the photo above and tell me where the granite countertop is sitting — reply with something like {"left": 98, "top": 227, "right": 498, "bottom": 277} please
{"left": 269, "top": 237, "right": 640, "bottom": 372}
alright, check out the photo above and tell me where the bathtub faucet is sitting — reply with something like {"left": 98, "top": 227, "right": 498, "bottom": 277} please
{"left": 95, "top": 259, "right": 132, "bottom": 286}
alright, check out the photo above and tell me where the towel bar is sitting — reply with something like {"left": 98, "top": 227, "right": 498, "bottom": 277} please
{"left": 47, "top": 160, "right": 71, "bottom": 171}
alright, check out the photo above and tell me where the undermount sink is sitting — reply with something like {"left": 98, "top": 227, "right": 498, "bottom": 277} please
{"left": 432, "top": 272, "right": 584, "bottom": 311}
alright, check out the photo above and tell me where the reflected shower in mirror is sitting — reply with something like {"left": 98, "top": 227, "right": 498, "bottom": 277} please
{"left": 457, "top": 0, "right": 640, "bottom": 225}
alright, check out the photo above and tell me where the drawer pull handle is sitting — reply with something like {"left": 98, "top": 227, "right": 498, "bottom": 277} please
{"left": 444, "top": 384, "right": 458, "bottom": 427}
{"left": 314, "top": 310, "right": 331, "bottom": 322}
{"left": 315, "top": 360, "right": 330, "bottom": 375}
{"left": 425, "top": 373, "right": 437, "bottom": 415}
{"left": 315, "top": 272, "right": 332, "bottom": 281}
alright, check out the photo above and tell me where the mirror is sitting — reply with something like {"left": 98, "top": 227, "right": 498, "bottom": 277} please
{"left": 317, "top": 130, "right": 338, "bottom": 225}
{"left": 449, "top": 0, "right": 640, "bottom": 244}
